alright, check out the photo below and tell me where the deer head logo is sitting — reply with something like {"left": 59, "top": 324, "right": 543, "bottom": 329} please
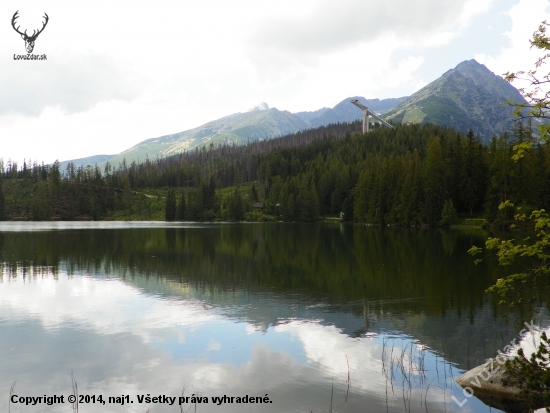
{"left": 12, "top": 11, "right": 49, "bottom": 54}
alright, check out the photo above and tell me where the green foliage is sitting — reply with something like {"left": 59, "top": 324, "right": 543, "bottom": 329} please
{"left": 504, "top": 332, "right": 550, "bottom": 407}
{"left": 503, "top": 21, "right": 550, "bottom": 149}
{"left": 469, "top": 203, "right": 550, "bottom": 306}
{"left": 341, "top": 195, "right": 354, "bottom": 222}
{"left": 439, "top": 199, "right": 457, "bottom": 227}
{"left": 462, "top": 130, "right": 486, "bottom": 216}
{"left": 227, "top": 187, "right": 245, "bottom": 221}
{"left": 165, "top": 189, "right": 176, "bottom": 221}
{"left": 470, "top": 21, "right": 550, "bottom": 314}
{"left": 31, "top": 185, "right": 51, "bottom": 221}
{"left": 49, "top": 160, "right": 61, "bottom": 187}
{"left": 423, "top": 136, "right": 447, "bottom": 225}
{"left": 250, "top": 184, "right": 258, "bottom": 202}
{"left": 183, "top": 178, "right": 219, "bottom": 221}
{"left": 176, "top": 190, "right": 186, "bottom": 221}
{"left": 1, "top": 120, "right": 550, "bottom": 224}
{"left": 0, "top": 178, "right": 5, "bottom": 221}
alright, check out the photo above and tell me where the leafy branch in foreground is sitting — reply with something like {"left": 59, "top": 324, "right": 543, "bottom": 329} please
{"left": 503, "top": 20, "right": 550, "bottom": 159}
{"left": 468, "top": 19, "right": 550, "bottom": 403}
{"left": 468, "top": 201, "right": 550, "bottom": 306}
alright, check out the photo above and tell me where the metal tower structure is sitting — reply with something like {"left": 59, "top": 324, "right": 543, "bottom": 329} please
{"left": 350, "top": 99, "right": 394, "bottom": 134}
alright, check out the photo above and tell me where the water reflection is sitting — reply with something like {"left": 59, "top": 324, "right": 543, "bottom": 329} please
{"left": 1, "top": 222, "right": 549, "bottom": 412}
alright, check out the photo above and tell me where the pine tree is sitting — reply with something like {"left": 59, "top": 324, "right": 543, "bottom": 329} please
{"left": 439, "top": 199, "right": 457, "bottom": 227}
{"left": 461, "top": 130, "right": 486, "bottom": 216}
{"left": 423, "top": 136, "right": 447, "bottom": 226}
{"left": 251, "top": 184, "right": 259, "bottom": 202}
{"left": 341, "top": 196, "right": 354, "bottom": 221}
{"left": 165, "top": 189, "right": 176, "bottom": 221}
{"left": 0, "top": 178, "right": 5, "bottom": 221}
{"left": 31, "top": 185, "right": 51, "bottom": 221}
{"left": 176, "top": 190, "right": 186, "bottom": 221}
{"left": 227, "top": 187, "right": 244, "bottom": 221}
{"left": 484, "top": 133, "right": 512, "bottom": 223}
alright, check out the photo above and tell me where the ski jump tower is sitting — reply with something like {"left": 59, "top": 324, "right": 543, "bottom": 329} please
{"left": 350, "top": 99, "right": 394, "bottom": 134}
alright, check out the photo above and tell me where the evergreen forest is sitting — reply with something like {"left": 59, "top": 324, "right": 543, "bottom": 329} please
{"left": 1, "top": 120, "right": 549, "bottom": 227}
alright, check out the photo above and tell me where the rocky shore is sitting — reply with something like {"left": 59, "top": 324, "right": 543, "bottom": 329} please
{"left": 455, "top": 358, "right": 530, "bottom": 412}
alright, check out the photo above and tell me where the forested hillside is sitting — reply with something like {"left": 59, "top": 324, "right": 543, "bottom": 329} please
{"left": 1, "top": 120, "right": 549, "bottom": 226}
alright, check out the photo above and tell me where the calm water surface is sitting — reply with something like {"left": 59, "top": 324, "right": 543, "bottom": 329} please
{"left": 1, "top": 222, "right": 549, "bottom": 413}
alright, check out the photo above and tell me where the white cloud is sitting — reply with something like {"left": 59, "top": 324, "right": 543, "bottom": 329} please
{"left": 458, "top": 0, "right": 496, "bottom": 28}
{"left": 475, "top": 0, "right": 550, "bottom": 89}
{"left": 0, "top": 53, "right": 141, "bottom": 117}
{"left": 387, "top": 56, "right": 426, "bottom": 89}
{"left": 416, "top": 31, "right": 459, "bottom": 48}
{"left": 250, "top": 0, "right": 466, "bottom": 57}
{"left": 0, "top": 0, "right": 540, "bottom": 164}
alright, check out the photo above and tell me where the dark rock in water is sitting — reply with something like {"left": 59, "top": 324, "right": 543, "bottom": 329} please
{"left": 455, "top": 358, "right": 531, "bottom": 412}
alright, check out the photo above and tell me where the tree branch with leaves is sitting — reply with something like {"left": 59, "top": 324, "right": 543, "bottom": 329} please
{"left": 468, "top": 22, "right": 550, "bottom": 404}
{"left": 469, "top": 201, "right": 550, "bottom": 306}
{"left": 504, "top": 20, "right": 550, "bottom": 159}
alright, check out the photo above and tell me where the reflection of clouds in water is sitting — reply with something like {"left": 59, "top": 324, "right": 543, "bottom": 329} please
{"left": 276, "top": 321, "right": 381, "bottom": 380}
{"left": 275, "top": 321, "right": 478, "bottom": 408}
{"left": 515, "top": 324, "right": 550, "bottom": 359}
{"left": 207, "top": 340, "right": 222, "bottom": 351}
{"left": 1, "top": 270, "right": 217, "bottom": 344}
{"left": 0, "top": 221, "right": 206, "bottom": 232}
{"left": 0, "top": 272, "right": 490, "bottom": 412}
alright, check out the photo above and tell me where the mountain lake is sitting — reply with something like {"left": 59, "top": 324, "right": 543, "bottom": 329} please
{"left": 1, "top": 222, "right": 549, "bottom": 413}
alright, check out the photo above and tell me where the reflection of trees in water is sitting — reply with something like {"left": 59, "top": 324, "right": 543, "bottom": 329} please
{"left": 0, "top": 224, "right": 544, "bottom": 304}
{"left": 0, "top": 225, "right": 544, "bottom": 308}
{"left": 1, "top": 224, "right": 548, "bottom": 369}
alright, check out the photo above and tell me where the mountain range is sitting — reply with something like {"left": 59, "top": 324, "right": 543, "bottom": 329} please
{"left": 60, "top": 59, "right": 526, "bottom": 170}
{"left": 385, "top": 59, "right": 527, "bottom": 142}
{"left": 60, "top": 96, "right": 407, "bottom": 171}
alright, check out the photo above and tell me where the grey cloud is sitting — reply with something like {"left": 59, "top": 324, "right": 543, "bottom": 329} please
{"left": 0, "top": 53, "right": 141, "bottom": 117}
{"left": 252, "top": 0, "right": 468, "bottom": 56}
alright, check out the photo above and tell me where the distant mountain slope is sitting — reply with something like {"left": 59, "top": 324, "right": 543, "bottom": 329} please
{"left": 102, "top": 97, "right": 407, "bottom": 168}
{"left": 52, "top": 60, "right": 530, "bottom": 171}
{"left": 295, "top": 96, "right": 408, "bottom": 128}
{"left": 293, "top": 107, "right": 331, "bottom": 123}
{"left": 384, "top": 59, "right": 527, "bottom": 142}
{"left": 104, "top": 107, "right": 308, "bottom": 168}
{"left": 57, "top": 154, "right": 116, "bottom": 172}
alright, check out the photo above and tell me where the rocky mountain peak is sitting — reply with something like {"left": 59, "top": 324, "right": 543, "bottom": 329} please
{"left": 384, "top": 59, "right": 526, "bottom": 142}
{"left": 247, "top": 102, "right": 270, "bottom": 112}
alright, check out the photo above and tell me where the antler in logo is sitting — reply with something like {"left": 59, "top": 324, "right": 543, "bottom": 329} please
{"left": 12, "top": 11, "right": 49, "bottom": 53}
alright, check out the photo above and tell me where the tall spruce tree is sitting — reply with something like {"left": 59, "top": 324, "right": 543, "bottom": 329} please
{"left": 461, "top": 130, "right": 486, "bottom": 216}
{"left": 251, "top": 184, "right": 258, "bottom": 202}
{"left": 227, "top": 187, "right": 244, "bottom": 221}
{"left": 165, "top": 189, "right": 177, "bottom": 221}
{"left": 176, "top": 190, "right": 186, "bottom": 221}
{"left": 423, "top": 137, "right": 447, "bottom": 226}
{"left": 0, "top": 178, "right": 5, "bottom": 221}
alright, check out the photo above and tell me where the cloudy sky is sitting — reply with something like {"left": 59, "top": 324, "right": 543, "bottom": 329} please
{"left": 1, "top": 0, "right": 549, "bottom": 165}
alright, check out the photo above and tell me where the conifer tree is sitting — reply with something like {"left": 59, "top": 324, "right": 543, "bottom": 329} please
{"left": 227, "top": 187, "right": 244, "bottom": 221}
{"left": 461, "top": 130, "right": 486, "bottom": 216}
{"left": 251, "top": 184, "right": 258, "bottom": 202}
{"left": 0, "top": 178, "right": 5, "bottom": 221}
{"left": 165, "top": 189, "right": 176, "bottom": 221}
{"left": 439, "top": 199, "right": 457, "bottom": 227}
{"left": 423, "top": 136, "right": 447, "bottom": 226}
{"left": 176, "top": 190, "right": 186, "bottom": 221}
